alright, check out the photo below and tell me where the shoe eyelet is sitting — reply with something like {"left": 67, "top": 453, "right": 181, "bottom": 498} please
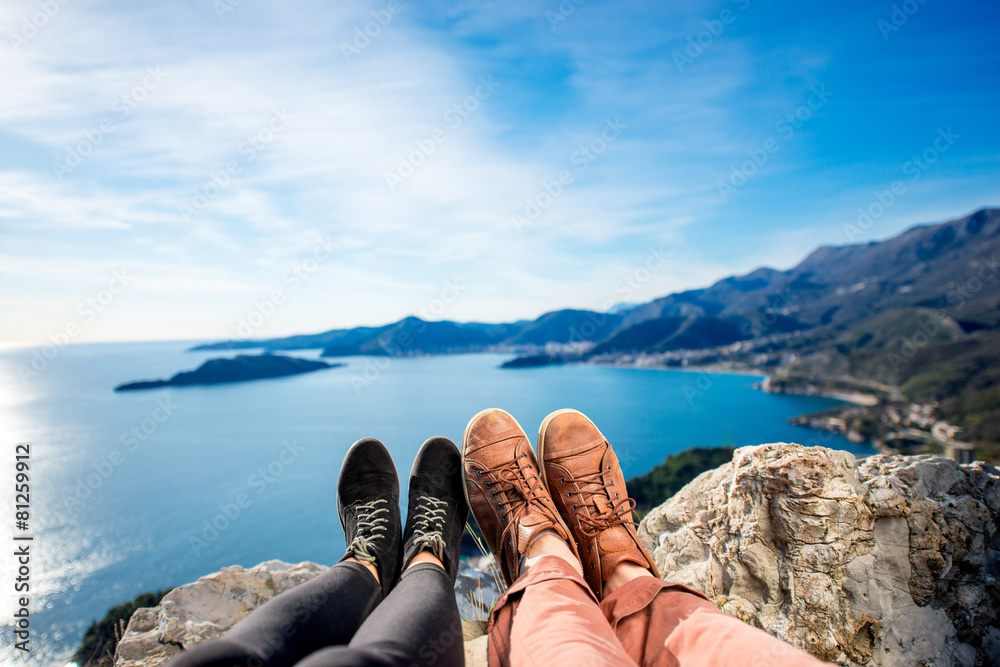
{"left": 485, "top": 481, "right": 491, "bottom": 488}
{"left": 497, "top": 503, "right": 502, "bottom": 510}
{"left": 491, "top": 492, "right": 496, "bottom": 499}
{"left": 591, "top": 563, "right": 596, "bottom": 569}
{"left": 607, "top": 466, "right": 611, "bottom": 470}
{"left": 560, "top": 477, "right": 566, "bottom": 484}
{"left": 477, "top": 469, "right": 483, "bottom": 477}
{"left": 616, "top": 493, "right": 620, "bottom": 499}
{"left": 611, "top": 480, "right": 615, "bottom": 486}
{"left": 572, "top": 503, "right": 578, "bottom": 510}
{"left": 588, "top": 547, "right": 592, "bottom": 554}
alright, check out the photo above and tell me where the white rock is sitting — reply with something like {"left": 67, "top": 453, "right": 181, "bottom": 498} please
{"left": 114, "top": 559, "right": 496, "bottom": 667}
{"left": 638, "top": 443, "right": 1000, "bottom": 666}
{"left": 115, "top": 444, "right": 999, "bottom": 667}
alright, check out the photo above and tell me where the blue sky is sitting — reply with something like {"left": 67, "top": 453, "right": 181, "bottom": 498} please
{"left": 1, "top": 0, "right": 998, "bottom": 344}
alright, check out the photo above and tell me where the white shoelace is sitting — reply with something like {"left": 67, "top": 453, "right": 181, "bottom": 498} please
{"left": 347, "top": 498, "right": 390, "bottom": 563}
{"left": 410, "top": 495, "right": 448, "bottom": 560}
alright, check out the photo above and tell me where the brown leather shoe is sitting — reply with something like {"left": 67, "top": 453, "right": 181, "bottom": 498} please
{"left": 462, "top": 408, "right": 579, "bottom": 587}
{"left": 538, "top": 409, "right": 659, "bottom": 598}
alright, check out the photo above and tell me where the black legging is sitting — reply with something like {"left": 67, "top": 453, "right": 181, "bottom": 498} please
{"left": 168, "top": 562, "right": 464, "bottom": 667}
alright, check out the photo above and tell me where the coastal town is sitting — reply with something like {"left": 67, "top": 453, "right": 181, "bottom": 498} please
{"left": 579, "top": 329, "right": 984, "bottom": 464}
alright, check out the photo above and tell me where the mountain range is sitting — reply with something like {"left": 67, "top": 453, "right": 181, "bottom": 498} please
{"left": 193, "top": 207, "right": 1000, "bottom": 456}
{"left": 194, "top": 207, "right": 999, "bottom": 358}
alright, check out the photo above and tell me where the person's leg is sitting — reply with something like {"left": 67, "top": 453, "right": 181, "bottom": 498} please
{"left": 487, "top": 533, "right": 636, "bottom": 667}
{"left": 535, "top": 409, "right": 830, "bottom": 666}
{"left": 462, "top": 409, "right": 635, "bottom": 667}
{"left": 168, "top": 438, "right": 403, "bottom": 667}
{"left": 294, "top": 437, "right": 468, "bottom": 667}
{"left": 296, "top": 559, "right": 463, "bottom": 667}
{"left": 167, "top": 560, "right": 382, "bottom": 667}
{"left": 600, "top": 569, "right": 831, "bottom": 667}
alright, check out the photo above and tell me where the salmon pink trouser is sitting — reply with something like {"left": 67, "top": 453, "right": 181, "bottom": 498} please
{"left": 487, "top": 555, "right": 828, "bottom": 667}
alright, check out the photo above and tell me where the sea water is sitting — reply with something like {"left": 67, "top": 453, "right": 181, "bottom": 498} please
{"left": 0, "top": 341, "right": 872, "bottom": 664}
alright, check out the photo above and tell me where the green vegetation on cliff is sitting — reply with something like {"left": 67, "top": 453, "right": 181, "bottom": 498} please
{"left": 627, "top": 447, "right": 735, "bottom": 514}
{"left": 74, "top": 589, "right": 172, "bottom": 667}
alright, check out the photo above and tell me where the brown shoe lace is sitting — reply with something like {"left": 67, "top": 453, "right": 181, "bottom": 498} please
{"left": 475, "top": 449, "right": 554, "bottom": 550}
{"left": 555, "top": 463, "right": 637, "bottom": 538}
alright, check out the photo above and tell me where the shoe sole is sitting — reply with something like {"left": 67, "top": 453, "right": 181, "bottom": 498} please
{"left": 536, "top": 408, "right": 610, "bottom": 491}
{"left": 460, "top": 407, "right": 528, "bottom": 531}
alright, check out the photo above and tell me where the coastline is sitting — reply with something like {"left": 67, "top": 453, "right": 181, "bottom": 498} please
{"left": 591, "top": 360, "right": 766, "bottom": 378}
{"left": 758, "top": 376, "right": 881, "bottom": 407}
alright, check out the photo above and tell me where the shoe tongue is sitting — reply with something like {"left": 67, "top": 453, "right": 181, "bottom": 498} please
{"left": 522, "top": 510, "right": 548, "bottom": 527}
{"left": 597, "top": 525, "right": 632, "bottom": 552}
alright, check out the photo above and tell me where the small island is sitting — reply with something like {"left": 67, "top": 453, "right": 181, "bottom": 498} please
{"left": 499, "top": 353, "right": 567, "bottom": 369}
{"left": 114, "top": 354, "right": 342, "bottom": 391}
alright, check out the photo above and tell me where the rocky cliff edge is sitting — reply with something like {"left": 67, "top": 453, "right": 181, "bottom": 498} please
{"left": 115, "top": 444, "right": 999, "bottom": 667}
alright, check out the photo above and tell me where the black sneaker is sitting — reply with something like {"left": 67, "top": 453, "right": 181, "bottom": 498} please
{"left": 401, "top": 437, "right": 468, "bottom": 582}
{"left": 337, "top": 437, "right": 403, "bottom": 598}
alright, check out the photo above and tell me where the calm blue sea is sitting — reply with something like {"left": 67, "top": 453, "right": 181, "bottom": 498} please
{"left": 0, "top": 341, "right": 873, "bottom": 665}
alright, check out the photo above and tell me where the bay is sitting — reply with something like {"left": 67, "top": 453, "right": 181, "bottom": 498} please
{"left": 0, "top": 341, "right": 872, "bottom": 665}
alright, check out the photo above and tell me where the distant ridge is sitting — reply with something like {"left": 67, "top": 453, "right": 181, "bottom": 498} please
{"left": 191, "top": 207, "right": 1000, "bottom": 359}
{"left": 190, "top": 309, "right": 618, "bottom": 355}
{"left": 189, "top": 207, "right": 1000, "bottom": 457}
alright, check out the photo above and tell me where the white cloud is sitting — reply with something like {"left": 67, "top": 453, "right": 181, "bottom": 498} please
{"left": 2, "top": 0, "right": 995, "bottom": 343}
